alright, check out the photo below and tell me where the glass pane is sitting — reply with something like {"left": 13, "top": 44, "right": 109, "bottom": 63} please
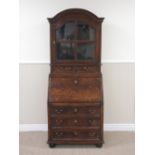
{"left": 56, "top": 22, "right": 76, "bottom": 40}
{"left": 56, "top": 42, "right": 75, "bottom": 60}
{"left": 77, "top": 43, "right": 95, "bottom": 60}
{"left": 77, "top": 23, "right": 95, "bottom": 40}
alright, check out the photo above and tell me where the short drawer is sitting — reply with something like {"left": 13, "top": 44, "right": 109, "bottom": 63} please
{"left": 51, "top": 116, "right": 100, "bottom": 127}
{"left": 52, "top": 129, "right": 100, "bottom": 140}
{"left": 50, "top": 105, "right": 101, "bottom": 116}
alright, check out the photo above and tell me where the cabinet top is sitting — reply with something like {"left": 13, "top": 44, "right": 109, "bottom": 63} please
{"left": 48, "top": 8, "right": 104, "bottom": 24}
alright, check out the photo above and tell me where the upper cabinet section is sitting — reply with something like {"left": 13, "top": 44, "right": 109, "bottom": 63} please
{"left": 48, "top": 9, "right": 104, "bottom": 64}
{"left": 56, "top": 21, "right": 96, "bottom": 60}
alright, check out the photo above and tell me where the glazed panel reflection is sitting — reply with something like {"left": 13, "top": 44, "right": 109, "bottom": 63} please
{"left": 56, "top": 22, "right": 76, "bottom": 40}
{"left": 77, "top": 43, "right": 95, "bottom": 60}
{"left": 57, "top": 43, "right": 75, "bottom": 60}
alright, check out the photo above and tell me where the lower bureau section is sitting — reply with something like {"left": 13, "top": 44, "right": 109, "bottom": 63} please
{"left": 47, "top": 102, "right": 103, "bottom": 147}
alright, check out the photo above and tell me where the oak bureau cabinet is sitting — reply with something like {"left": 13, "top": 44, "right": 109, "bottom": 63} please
{"left": 47, "top": 9, "right": 104, "bottom": 148}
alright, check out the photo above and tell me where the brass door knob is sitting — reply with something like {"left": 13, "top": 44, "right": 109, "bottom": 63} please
{"left": 74, "top": 108, "right": 78, "bottom": 113}
{"left": 74, "top": 79, "right": 78, "bottom": 85}
{"left": 52, "top": 40, "right": 56, "bottom": 46}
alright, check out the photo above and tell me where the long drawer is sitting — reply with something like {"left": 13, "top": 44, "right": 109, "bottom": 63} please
{"left": 49, "top": 104, "right": 101, "bottom": 116}
{"left": 51, "top": 128, "right": 101, "bottom": 140}
{"left": 51, "top": 116, "right": 100, "bottom": 127}
{"left": 48, "top": 77, "right": 102, "bottom": 102}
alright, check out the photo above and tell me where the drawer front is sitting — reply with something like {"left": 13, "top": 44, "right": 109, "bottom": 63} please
{"left": 52, "top": 129, "right": 100, "bottom": 140}
{"left": 52, "top": 65, "right": 100, "bottom": 73}
{"left": 51, "top": 117, "right": 100, "bottom": 127}
{"left": 50, "top": 105, "right": 100, "bottom": 116}
{"left": 48, "top": 77, "right": 102, "bottom": 102}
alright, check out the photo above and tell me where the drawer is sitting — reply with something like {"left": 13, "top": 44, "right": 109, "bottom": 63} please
{"left": 52, "top": 129, "right": 100, "bottom": 140}
{"left": 50, "top": 105, "right": 101, "bottom": 116}
{"left": 52, "top": 65, "right": 100, "bottom": 73}
{"left": 48, "top": 77, "right": 102, "bottom": 102}
{"left": 51, "top": 117, "right": 100, "bottom": 127}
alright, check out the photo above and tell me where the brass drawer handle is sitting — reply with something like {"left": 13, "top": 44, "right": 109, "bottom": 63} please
{"left": 73, "top": 131, "right": 78, "bottom": 136}
{"left": 88, "top": 109, "right": 96, "bottom": 114}
{"left": 89, "top": 119, "right": 96, "bottom": 124}
{"left": 56, "top": 119, "right": 63, "bottom": 124}
{"left": 55, "top": 132, "right": 63, "bottom": 137}
{"left": 83, "top": 66, "right": 88, "bottom": 70}
{"left": 59, "top": 109, "right": 63, "bottom": 112}
{"left": 55, "top": 109, "right": 63, "bottom": 114}
{"left": 73, "top": 108, "right": 78, "bottom": 113}
{"left": 89, "top": 132, "right": 96, "bottom": 137}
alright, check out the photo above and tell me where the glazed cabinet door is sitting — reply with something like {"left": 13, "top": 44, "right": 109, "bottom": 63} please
{"left": 54, "top": 21, "right": 97, "bottom": 63}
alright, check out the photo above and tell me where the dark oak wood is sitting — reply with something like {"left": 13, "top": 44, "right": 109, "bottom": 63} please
{"left": 47, "top": 8, "right": 104, "bottom": 148}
